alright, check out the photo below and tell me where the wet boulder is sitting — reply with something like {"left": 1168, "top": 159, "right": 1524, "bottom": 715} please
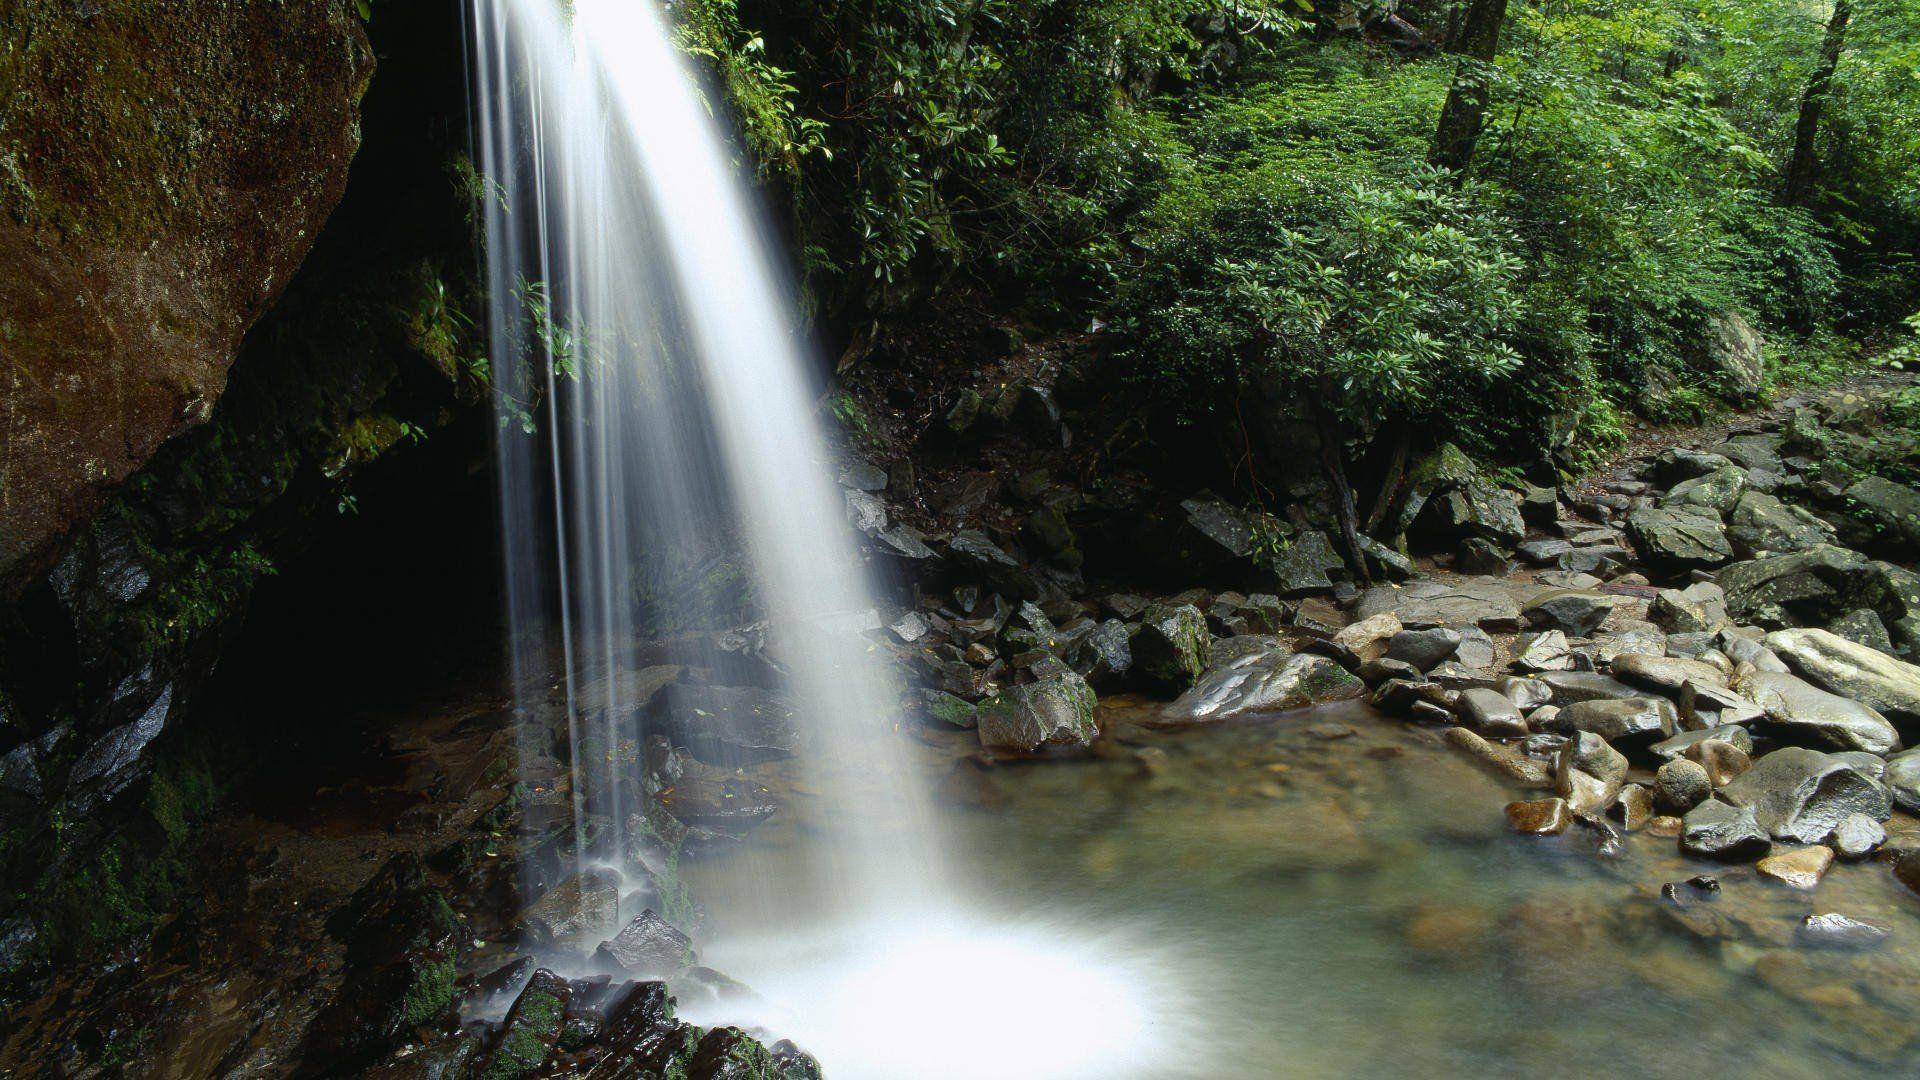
{"left": 1679, "top": 799, "right": 1771, "bottom": 860}
{"left": 1536, "top": 671, "right": 1639, "bottom": 706}
{"left": 1840, "top": 475, "right": 1920, "bottom": 550}
{"left": 1883, "top": 748, "right": 1920, "bottom": 812}
{"left": 1655, "top": 759, "right": 1712, "bottom": 813}
{"left": 302, "top": 855, "right": 463, "bottom": 1066}
{"left": 1264, "top": 529, "right": 1347, "bottom": 596}
{"left": 1455, "top": 687, "right": 1528, "bottom": 738}
{"left": 946, "top": 530, "right": 1041, "bottom": 601}
{"left": 1550, "top": 697, "right": 1677, "bottom": 745}
{"left": 1719, "top": 544, "right": 1876, "bottom": 629}
{"left": 518, "top": 868, "right": 624, "bottom": 952}
{"left": 1677, "top": 681, "right": 1763, "bottom": 730}
{"left": 1661, "top": 466, "right": 1748, "bottom": 515}
{"left": 1352, "top": 580, "right": 1522, "bottom": 632}
{"left": 1626, "top": 505, "right": 1733, "bottom": 572}
{"left": 1160, "top": 650, "right": 1363, "bottom": 725}
{"left": 596, "top": 909, "right": 694, "bottom": 977}
{"left": 1694, "top": 311, "right": 1766, "bottom": 398}
{"left": 1331, "top": 612, "right": 1403, "bottom": 663}
{"left": 651, "top": 684, "right": 801, "bottom": 766}
{"left": 1611, "top": 654, "right": 1726, "bottom": 695}
{"left": 1523, "top": 590, "right": 1617, "bottom": 637}
{"left": 1650, "top": 581, "right": 1728, "bottom": 634}
{"left": 1128, "top": 604, "right": 1209, "bottom": 691}
{"left": 1382, "top": 626, "right": 1451, "bottom": 668}
{"left": 479, "top": 969, "right": 572, "bottom": 1080}
{"left": 1765, "top": 628, "right": 1920, "bottom": 725}
{"left": 1733, "top": 669, "right": 1901, "bottom": 756}
{"left": 1725, "top": 491, "right": 1834, "bottom": 559}
{"left": 1720, "top": 747, "right": 1892, "bottom": 844}
{"left": 976, "top": 668, "right": 1098, "bottom": 751}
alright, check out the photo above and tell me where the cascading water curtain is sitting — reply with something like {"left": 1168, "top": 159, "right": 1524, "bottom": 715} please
{"left": 467, "top": 0, "right": 947, "bottom": 940}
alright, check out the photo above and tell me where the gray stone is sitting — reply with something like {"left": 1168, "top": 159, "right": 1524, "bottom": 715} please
{"left": 947, "top": 530, "right": 1041, "bottom": 600}
{"left": 1652, "top": 725, "right": 1754, "bottom": 762}
{"left": 1265, "top": 529, "right": 1347, "bottom": 596}
{"left": 1719, "top": 544, "right": 1877, "bottom": 629}
{"left": 1455, "top": 626, "right": 1498, "bottom": 669}
{"left": 1719, "top": 633, "right": 1790, "bottom": 673}
{"left": 1385, "top": 627, "right": 1463, "bottom": 671}
{"left": 1537, "top": 670, "right": 1639, "bottom": 705}
{"left": 1679, "top": 799, "right": 1771, "bottom": 860}
{"left": 1695, "top": 311, "right": 1765, "bottom": 397}
{"left": 1720, "top": 747, "right": 1892, "bottom": 843}
{"left": 1129, "top": 604, "right": 1209, "bottom": 691}
{"left": 1734, "top": 669, "right": 1902, "bottom": 756}
{"left": 1627, "top": 505, "right": 1734, "bottom": 572}
{"left": 1650, "top": 581, "right": 1728, "bottom": 634}
{"left": 1830, "top": 813, "right": 1886, "bottom": 861}
{"left": 977, "top": 669, "right": 1100, "bottom": 751}
{"left": 595, "top": 910, "right": 694, "bottom": 976}
{"left": 1827, "top": 609, "right": 1896, "bottom": 654}
{"left": 1497, "top": 676, "right": 1553, "bottom": 711}
{"left": 1841, "top": 475, "right": 1920, "bottom": 548}
{"left": 1884, "top": 748, "right": 1920, "bottom": 812}
{"left": 1799, "top": 912, "right": 1891, "bottom": 949}
{"left": 519, "top": 869, "right": 624, "bottom": 951}
{"left": 1554, "top": 697, "right": 1677, "bottom": 744}
{"left": 1677, "top": 681, "right": 1764, "bottom": 731}
{"left": 1558, "top": 730, "right": 1628, "bottom": 790}
{"left": 1517, "top": 539, "right": 1573, "bottom": 565}
{"left": 1523, "top": 590, "right": 1618, "bottom": 636}
{"left": 1656, "top": 759, "right": 1713, "bottom": 813}
{"left": 1663, "top": 466, "right": 1749, "bottom": 515}
{"left": 1456, "top": 687, "right": 1530, "bottom": 738}
{"left": 1513, "top": 630, "right": 1574, "bottom": 672}
{"left": 1352, "top": 580, "right": 1523, "bottom": 632}
{"left": 1765, "top": 627, "right": 1920, "bottom": 724}
{"left": 1612, "top": 654, "right": 1726, "bottom": 695}
{"left": 1726, "top": 491, "right": 1834, "bottom": 559}
{"left": 1160, "top": 650, "right": 1362, "bottom": 725}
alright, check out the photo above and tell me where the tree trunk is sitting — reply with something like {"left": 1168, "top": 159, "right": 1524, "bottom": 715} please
{"left": 1783, "top": 0, "right": 1851, "bottom": 206}
{"left": 1429, "top": 0, "right": 1509, "bottom": 177}
{"left": 1311, "top": 381, "right": 1371, "bottom": 585}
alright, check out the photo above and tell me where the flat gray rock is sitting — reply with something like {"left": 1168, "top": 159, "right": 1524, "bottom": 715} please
{"left": 1353, "top": 580, "right": 1524, "bottom": 632}
{"left": 1766, "top": 627, "right": 1920, "bottom": 724}
{"left": 1735, "top": 669, "right": 1902, "bottom": 756}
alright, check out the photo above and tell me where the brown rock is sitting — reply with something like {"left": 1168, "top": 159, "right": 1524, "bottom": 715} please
{"left": 1647, "top": 815, "right": 1684, "bottom": 837}
{"left": 1506, "top": 797, "right": 1572, "bottom": 835}
{"left": 0, "top": 2, "right": 373, "bottom": 588}
{"left": 1683, "top": 739, "right": 1753, "bottom": 787}
{"left": 1757, "top": 845, "right": 1835, "bottom": 890}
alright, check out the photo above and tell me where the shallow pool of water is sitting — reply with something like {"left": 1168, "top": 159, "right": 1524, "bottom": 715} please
{"left": 684, "top": 698, "right": 1920, "bottom": 1078}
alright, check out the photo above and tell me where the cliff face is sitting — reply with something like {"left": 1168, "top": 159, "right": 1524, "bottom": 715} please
{"left": 0, "top": 0, "right": 373, "bottom": 591}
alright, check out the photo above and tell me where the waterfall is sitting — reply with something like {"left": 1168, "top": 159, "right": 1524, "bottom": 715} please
{"left": 469, "top": 1, "right": 1182, "bottom": 1074}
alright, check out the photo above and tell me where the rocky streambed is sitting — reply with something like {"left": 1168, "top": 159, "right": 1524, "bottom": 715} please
{"left": 7, "top": 376, "right": 1920, "bottom": 1077}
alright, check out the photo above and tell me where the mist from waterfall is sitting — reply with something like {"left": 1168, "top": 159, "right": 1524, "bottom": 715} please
{"left": 469, "top": 1, "right": 1183, "bottom": 1074}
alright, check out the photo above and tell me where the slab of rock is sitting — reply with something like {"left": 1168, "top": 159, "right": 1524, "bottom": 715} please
{"left": 1680, "top": 800, "right": 1771, "bottom": 860}
{"left": 1678, "top": 681, "right": 1764, "bottom": 731}
{"left": 1385, "top": 628, "right": 1462, "bottom": 671}
{"left": 1506, "top": 798, "right": 1572, "bottom": 835}
{"left": 1841, "top": 475, "right": 1920, "bottom": 548}
{"left": 1456, "top": 687, "right": 1529, "bottom": 738}
{"left": 518, "top": 870, "right": 624, "bottom": 952}
{"left": 1650, "top": 581, "right": 1729, "bottom": 634}
{"left": 1682, "top": 739, "right": 1751, "bottom": 787}
{"left": 1799, "top": 912, "right": 1891, "bottom": 949}
{"left": 1332, "top": 612, "right": 1404, "bottom": 662}
{"left": 1829, "top": 813, "right": 1886, "bottom": 861}
{"left": 946, "top": 530, "right": 1042, "bottom": 600}
{"left": 1553, "top": 698, "right": 1677, "bottom": 744}
{"left": 1612, "top": 654, "right": 1726, "bottom": 694}
{"left": 1653, "top": 725, "right": 1754, "bottom": 762}
{"left": 1734, "top": 669, "right": 1901, "bottom": 756}
{"left": 1129, "top": 604, "right": 1209, "bottom": 691}
{"left": 1523, "top": 590, "right": 1618, "bottom": 636}
{"left": 1662, "top": 465, "right": 1748, "bottom": 515}
{"left": 1537, "top": 671, "right": 1639, "bottom": 706}
{"left": 1627, "top": 506, "right": 1734, "bottom": 572}
{"left": 1720, "top": 747, "right": 1892, "bottom": 844}
{"left": 977, "top": 669, "right": 1099, "bottom": 751}
{"left": 1726, "top": 491, "right": 1834, "bottom": 559}
{"left": 1883, "top": 748, "right": 1920, "bottom": 812}
{"left": 1719, "top": 544, "right": 1877, "bottom": 629}
{"left": 595, "top": 910, "right": 694, "bottom": 976}
{"left": 1160, "top": 650, "right": 1362, "bottom": 725}
{"left": 1512, "top": 630, "right": 1573, "bottom": 672}
{"left": 1756, "top": 846, "right": 1833, "bottom": 890}
{"left": 1765, "top": 628, "right": 1920, "bottom": 724}
{"left": 1266, "top": 529, "right": 1347, "bottom": 596}
{"left": 1352, "top": 580, "right": 1523, "bottom": 632}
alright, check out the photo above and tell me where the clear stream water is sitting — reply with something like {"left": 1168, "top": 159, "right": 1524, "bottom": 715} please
{"left": 687, "top": 697, "right": 1920, "bottom": 1078}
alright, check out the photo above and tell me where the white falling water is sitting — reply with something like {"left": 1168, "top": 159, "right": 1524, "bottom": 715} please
{"left": 470, "top": 1, "right": 1186, "bottom": 1074}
